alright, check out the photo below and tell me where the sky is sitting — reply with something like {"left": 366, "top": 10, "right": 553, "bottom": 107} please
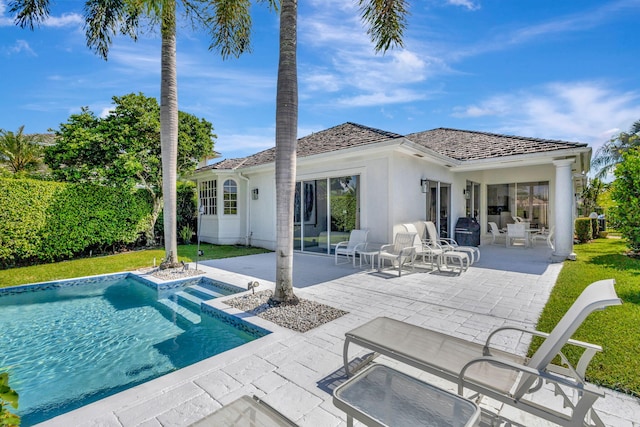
{"left": 1, "top": 0, "right": 640, "bottom": 163}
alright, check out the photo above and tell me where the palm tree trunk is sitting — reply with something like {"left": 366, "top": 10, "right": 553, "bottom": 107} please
{"left": 272, "top": 0, "right": 298, "bottom": 303}
{"left": 160, "top": 0, "right": 179, "bottom": 265}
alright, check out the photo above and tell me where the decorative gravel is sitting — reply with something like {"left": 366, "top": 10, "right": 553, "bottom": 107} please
{"left": 137, "top": 266, "right": 205, "bottom": 281}
{"left": 224, "top": 290, "right": 348, "bottom": 333}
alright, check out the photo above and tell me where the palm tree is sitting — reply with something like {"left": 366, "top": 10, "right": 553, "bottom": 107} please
{"left": 271, "top": 0, "right": 409, "bottom": 303}
{"left": 0, "top": 125, "right": 43, "bottom": 173}
{"left": 592, "top": 119, "right": 640, "bottom": 179}
{"left": 11, "top": 0, "right": 275, "bottom": 266}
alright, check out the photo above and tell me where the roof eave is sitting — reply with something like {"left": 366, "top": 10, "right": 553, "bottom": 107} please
{"left": 448, "top": 146, "right": 592, "bottom": 172}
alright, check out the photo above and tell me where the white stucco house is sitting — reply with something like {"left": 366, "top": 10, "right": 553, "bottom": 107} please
{"left": 190, "top": 122, "right": 591, "bottom": 261}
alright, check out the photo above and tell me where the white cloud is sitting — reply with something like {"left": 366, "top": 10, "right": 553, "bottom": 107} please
{"left": 216, "top": 131, "right": 275, "bottom": 158}
{"left": 338, "top": 89, "right": 428, "bottom": 107}
{"left": 452, "top": 81, "right": 640, "bottom": 151}
{"left": 43, "top": 13, "right": 83, "bottom": 28}
{"left": 5, "top": 39, "right": 35, "bottom": 56}
{"left": 0, "top": 0, "right": 11, "bottom": 26}
{"left": 446, "top": 0, "right": 481, "bottom": 11}
{"left": 0, "top": 1, "right": 82, "bottom": 27}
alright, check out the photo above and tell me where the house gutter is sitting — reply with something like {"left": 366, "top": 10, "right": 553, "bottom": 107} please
{"left": 447, "top": 147, "right": 591, "bottom": 172}
{"left": 237, "top": 172, "right": 251, "bottom": 246}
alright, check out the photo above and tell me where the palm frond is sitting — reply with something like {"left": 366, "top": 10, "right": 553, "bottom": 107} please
{"left": 9, "top": 0, "right": 51, "bottom": 29}
{"left": 358, "top": 0, "right": 409, "bottom": 53}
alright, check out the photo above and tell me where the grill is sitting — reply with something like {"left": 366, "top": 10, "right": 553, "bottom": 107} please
{"left": 454, "top": 217, "right": 480, "bottom": 247}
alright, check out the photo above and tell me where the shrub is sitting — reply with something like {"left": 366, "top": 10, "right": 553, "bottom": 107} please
{"left": 0, "top": 372, "right": 19, "bottom": 427}
{"left": 0, "top": 178, "right": 152, "bottom": 268}
{"left": 610, "top": 148, "right": 640, "bottom": 253}
{"left": 179, "top": 225, "right": 194, "bottom": 244}
{"left": 591, "top": 218, "right": 599, "bottom": 239}
{"left": 575, "top": 217, "right": 592, "bottom": 243}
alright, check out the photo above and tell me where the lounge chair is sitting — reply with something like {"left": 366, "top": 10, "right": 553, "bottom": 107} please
{"left": 377, "top": 232, "right": 417, "bottom": 276}
{"left": 401, "top": 223, "right": 441, "bottom": 270}
{"left": 334, "top": 229, "right": 369, "bottom": 266}
{"left": 343, "top": 279, "right": 621, "bottom": 427}
{"left": 189, "top": 395, "right": 297, "bottom": 426}
{"left": 424, "top": 220, "right": 479, "bottom": 265}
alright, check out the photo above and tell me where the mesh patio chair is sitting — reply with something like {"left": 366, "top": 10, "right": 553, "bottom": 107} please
{"left": 377, "top": 232, "right": 417, "bottom": 277}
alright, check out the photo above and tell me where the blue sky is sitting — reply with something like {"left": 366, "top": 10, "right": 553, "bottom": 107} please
{"left": 1, "top": 0, "right": 640, "bottom": 162}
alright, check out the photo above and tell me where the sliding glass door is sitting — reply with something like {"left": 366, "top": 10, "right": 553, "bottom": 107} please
{"left": 487, "top": 181, "right": 549, "bottom": 230}
{"left": 426, "top": 181, "right": 451, "bottom": 238}
{"left": 294, "top": 175, "right": 359, "bottom": 254}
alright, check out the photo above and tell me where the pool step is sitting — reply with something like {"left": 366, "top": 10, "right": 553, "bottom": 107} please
{"left": 158, "top": 297, "right": 201, "bottom": 324}
{"left": 187, "top": 284, "right": 225, "bottom": 299}
{"left": 174, "top": 291, "right": 204, "bottom": 307}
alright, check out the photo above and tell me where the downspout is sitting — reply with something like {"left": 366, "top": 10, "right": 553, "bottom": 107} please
{"left": 238, "top": 173, "right": 251, "bottom": 246}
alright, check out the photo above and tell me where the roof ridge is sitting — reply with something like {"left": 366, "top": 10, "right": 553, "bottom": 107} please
{"left": 430, "top": 127, "right": 584, "bottom": 146}
{"left": 345, "top": 121, "right": 404, "bottom": 139}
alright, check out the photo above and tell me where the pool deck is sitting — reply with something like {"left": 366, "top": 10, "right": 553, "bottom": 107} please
{"left": 38, "top": 242, "right": 640, "bottom": 427}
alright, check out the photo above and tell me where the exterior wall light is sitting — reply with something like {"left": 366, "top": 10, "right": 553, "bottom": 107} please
{"left": 420, "top": 179, "right": 428, "bottom": 194}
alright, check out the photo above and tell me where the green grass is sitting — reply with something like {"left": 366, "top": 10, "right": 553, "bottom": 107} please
{"left": 531, "top": 238, "right": 640, "bottom": 396}
{"left": 0, "top": 244, "right": 270, "bottom": 288}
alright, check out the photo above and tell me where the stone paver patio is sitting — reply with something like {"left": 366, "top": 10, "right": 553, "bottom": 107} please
{"left": 39, "top": 242, "right": 640, "bottom": 427}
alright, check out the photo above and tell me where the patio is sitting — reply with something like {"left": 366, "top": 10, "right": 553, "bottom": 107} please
{"left": 39, "top": 242, "right": 640, "bottom": 427}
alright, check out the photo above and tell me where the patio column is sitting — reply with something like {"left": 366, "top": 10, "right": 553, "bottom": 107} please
{"left": 552, "top": 159, "right": 576, "bottom": 261}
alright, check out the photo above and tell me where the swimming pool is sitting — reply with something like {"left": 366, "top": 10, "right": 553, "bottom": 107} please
{"left": 0, "top": 273, "right": 269, "bottom": 426}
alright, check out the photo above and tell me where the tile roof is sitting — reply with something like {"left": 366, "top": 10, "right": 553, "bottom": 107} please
{"left": 197, "top": 123, "right": 587, "bottom": 171}
{"left": 406, "top": 128, "right": 587, "bottom": 161}
{"left": 198, "top": 122, "right": 402, "bottom": 171}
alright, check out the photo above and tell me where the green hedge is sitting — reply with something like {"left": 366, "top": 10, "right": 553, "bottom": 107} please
{"left": 0, "top": 179, "right": 152, "bottom": 268}
{"left": 575, "top": 217, "right": 592, "bottom": 243}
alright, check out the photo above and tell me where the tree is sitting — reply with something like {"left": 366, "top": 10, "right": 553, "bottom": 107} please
{"left": 609, "top": 147, "right": 640, "bottom": 254}
{"left": 271, "top": 0, "right": 409, "bottom": 303}
{"left": 0, "top": 125, "right": 43, "bottom": 173}
{"left": 10, "top": 0, "right": 276, "bottom": 266}
{"left": 580, "top": 177, "right": 605, "bottom": 216}
{"left": 44, "top": 93, "right": 215, "bottom": 243}
{"left": 592, "top": 120, "right": 640, "bottom": 179}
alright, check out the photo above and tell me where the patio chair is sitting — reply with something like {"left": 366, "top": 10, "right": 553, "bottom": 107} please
{"left": 531, "top": 226, "right": 555, "bottom": 250}
{"left": 401, "top": 223, "right": 439, "bottom": 269}
{"left": 377, "top": 232, "right": 417, "bottom": 277}
{"left": 488, "top": 222, "right": 506, "bottom": 245}
{"left": 334, "top": 229, "right": 369, "bottom": 266}
{"left": 506, "top": 223, "right": 528, "bottom": 247}
{"left": 424, "top": 220, "right": 479, "bottom": 264}
{"left": 343, "top": 279, "right": 621, "bottom": 427}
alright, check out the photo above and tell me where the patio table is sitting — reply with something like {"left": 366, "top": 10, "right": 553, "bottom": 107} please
{"left": 333, "top": 364, "right": 480, "bottom": 427}
{"left": 357, "top": 244, "right": 381, "bottom": 268}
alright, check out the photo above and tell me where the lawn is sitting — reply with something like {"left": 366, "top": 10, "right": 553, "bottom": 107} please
{"left": 0, "top": 244, "right": 270, "bottom": 288}
{"left": 531, "top": 238, "right": 640, "bottom": 397}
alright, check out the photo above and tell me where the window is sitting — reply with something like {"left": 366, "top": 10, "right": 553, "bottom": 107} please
{"left": 199, "top": 180, "right": 217, "bottom": 215}
{"left": 487, "top": 181, "right": 549, "bottom": 229}
{"left": 223, "top": 179, "right": 238, "bottom": 215}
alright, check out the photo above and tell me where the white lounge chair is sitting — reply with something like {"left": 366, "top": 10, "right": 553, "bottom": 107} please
{"left": 189, "top": 395, "right": 297, "bottom": 426}
{"left": 377, "top": 232, "right": 417, "bottom": 277}
{"left": 507, "top": 223, "right": 528, "bottom": 247}
{"left": 343, "top": 279, "right": 621, "bottom": 427}
{"left": 424, "top": 220, "right": 479, "bottom": 265}
{"left": 334, "top": 229, "right": 369, "bottom": 266}
{"left": 401, "top": 223, "right": 440, "bottom": 270}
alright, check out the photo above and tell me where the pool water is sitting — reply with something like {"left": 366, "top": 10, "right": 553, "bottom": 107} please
{"left": 0, "top": 275, "right": 265, "bottom": 426}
